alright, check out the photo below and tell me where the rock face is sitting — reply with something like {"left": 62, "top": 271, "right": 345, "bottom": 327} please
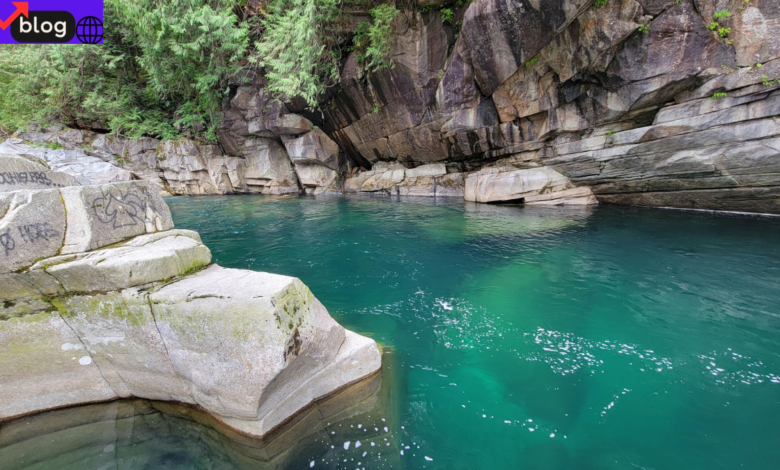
{"left": 5, "top": 0, "right": 780, "bottom": 212}
{"left": 0, "top": 174, "right": 382, "bottom": 437}
{"left": 0, "top": 138, "right": 133, "bottom": 186}
{"left": 464, "top": 166, "right": 598, "bottom": 204}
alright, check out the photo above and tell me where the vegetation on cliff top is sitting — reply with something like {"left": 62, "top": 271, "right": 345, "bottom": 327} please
{"left": 0, "top": 0, "right": 399, "bottom": 141}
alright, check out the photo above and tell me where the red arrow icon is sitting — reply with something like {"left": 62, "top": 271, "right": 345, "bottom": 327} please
{"left": 0, "top": 2, "right": 29, "bottom": 30}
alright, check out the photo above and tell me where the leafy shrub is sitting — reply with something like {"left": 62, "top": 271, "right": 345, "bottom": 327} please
{"left": 352, "top": 4, "right": 400, "bottom": 75}
{"left": 440, "top": 8, "right": 454, "bottom": 24}
{"left": 255, "top": 0, "right": 343, "bottom": 110}
{"left": 0, "top": 0, "right": 251, "bottom": 141}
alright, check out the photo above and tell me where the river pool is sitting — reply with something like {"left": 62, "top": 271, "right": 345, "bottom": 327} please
{"left": 3, "top": 195, "right": 780, "bottom": 469}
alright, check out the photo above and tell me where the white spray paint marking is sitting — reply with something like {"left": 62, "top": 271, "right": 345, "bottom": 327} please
{"left": 79, "top": 356, "right": 92, "bottom": 365}
{"left": 61, "top": 343, "right": 84, "bottom": 351}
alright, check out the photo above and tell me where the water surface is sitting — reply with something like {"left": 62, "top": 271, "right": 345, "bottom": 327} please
{"left": 7, "top": 195, "right": 780, "bottom": 469}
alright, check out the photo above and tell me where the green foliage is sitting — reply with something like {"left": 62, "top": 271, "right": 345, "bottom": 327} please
{"left": 712, "top": 92, "right": 728, "bottom": 99}
{"left": 114, "top": 0, "right": 250, "bottom": 139}
{"left": 638, "top": 24, "right": 649, "bottom": 34}
{"left": 594, "top": 0, "right": 609, "bottom": 7}
{"left": 440, "top": 8, "right": 454, "bottom": 24}
{"left": 713, "top": 10, "right": 731, "bottom": 21}
{"left": 352, "top": 4, "right": 400, "bottom": 76}
{"left": 762, "top": 75, "right": 780, "bottom": 86}
{"left": 0, "top": 0, "right": 251, "bottom": 140}
{"left": 708, "top": 10, "right": 732, "bottom": 40}
{"left": 255, "top": 0, "right": 343, "bottom": 109}
{"left": 525, "top": 56, "right": 538, "bottom": 68}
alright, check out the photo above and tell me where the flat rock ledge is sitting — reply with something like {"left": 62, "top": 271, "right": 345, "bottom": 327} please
{"left": 0, "top": 155, "right": 382, "bottom": 438}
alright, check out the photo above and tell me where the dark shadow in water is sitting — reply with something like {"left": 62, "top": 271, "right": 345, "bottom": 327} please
{"left": 0, "top": 351, "right": 402, "bottom": 470}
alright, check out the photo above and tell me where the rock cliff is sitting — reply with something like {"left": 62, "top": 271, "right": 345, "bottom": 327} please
{"left": 4, "top": 0, "right": 780, "bottom": 213}
{"left": 0, "top": 154, "right": 382, "bottom": 437}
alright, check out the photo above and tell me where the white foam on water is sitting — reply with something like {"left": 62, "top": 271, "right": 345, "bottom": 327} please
{"left": 425, "top": 456, "right": 433, "bottom": 461}
{"left": 343, "top": 441, "right": 350, "bottom": 450}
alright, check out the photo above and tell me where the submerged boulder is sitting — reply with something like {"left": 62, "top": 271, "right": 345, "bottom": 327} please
{"left": 0, "top": 180, "right": 382, "bottom": 437}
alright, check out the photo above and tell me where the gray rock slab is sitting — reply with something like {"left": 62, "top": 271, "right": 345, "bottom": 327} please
{"left": 465, "top": 166, "right": 598, "bottom": 205}
{"left": 0, "top": 153, "right": 80, "bottom": 191}
{"left": 0, "top": 312, "right": 117, "bottom": 420}
{"left": 57, "top": 290, "right": 195, "bottom": 403}
{"left": 60, "top": 181, "right": 174, "bottom": 254}
{"left": 148, "top": 266, "right": 345, "bottom": 421}
{"left": 39, "top": 230, "right": 211, "bottom": 293}
{"left": 0, "top": 189, "right": 67, "bottom": 273}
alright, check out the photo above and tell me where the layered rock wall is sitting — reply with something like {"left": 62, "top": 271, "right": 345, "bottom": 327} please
{"left": 3, "top": 0, "right": 780, "bottom": 212}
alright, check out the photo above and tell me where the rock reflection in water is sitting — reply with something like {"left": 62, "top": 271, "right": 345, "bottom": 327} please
{"left": 0, "top": 352, "right": 400, "bottom": 470}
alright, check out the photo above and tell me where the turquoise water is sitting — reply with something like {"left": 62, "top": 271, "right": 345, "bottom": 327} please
{"left": 165, "top": 195, "right": 780, "bottom": 470}
{"left": 5, "top": 195, "right": 780, "bottom": 469}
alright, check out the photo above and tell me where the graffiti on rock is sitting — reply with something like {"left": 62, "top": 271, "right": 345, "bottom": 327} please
{"left": 91, "top": 186, "right": 146, "bottom": 228}
{"left": 0, "top": 229, "right": 15, "bottom": 256}
{"left": 0, "top": 171, "right": 59, "bottom": 187}
{"left": 17, "top": 223, "right": 60, "bottom": 244}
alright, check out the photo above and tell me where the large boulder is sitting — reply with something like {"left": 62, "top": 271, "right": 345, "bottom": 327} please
{"left": 464, "top": 165, "right": 598, "bottom": 204}
{"left": 242, "top": 137, "right": 301, "bottom": 194}
{"left": 0, "top": 182, "right": 382, "bottom": 438}
{"left": 282, "top": 127, "right": 341, "bottom": 170}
